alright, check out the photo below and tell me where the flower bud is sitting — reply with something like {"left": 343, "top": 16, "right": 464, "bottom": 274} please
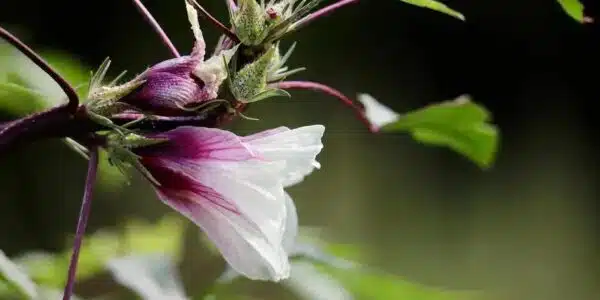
{"left": 233, "top": 0, "right": 269, "bottom": 45}
{"left": 117, "top": 54, "right": 211, "bottom": 116}
{"left": 230, "top": 46, "right": 276, "bottom": 102}
{"left": 86, "top": 1, "right": 240, "bottom": 118}
{"left": 89, "top": 46, "right": 237, "bottom": 118}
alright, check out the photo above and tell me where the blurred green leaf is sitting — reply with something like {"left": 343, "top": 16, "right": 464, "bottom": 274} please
{"left": 382, "top": 96, "right": 498, "bottom": 168}
{"left": 121, "top": 215, "right": 186, "bottom": 258}
{"left": 0, "top": 42, "right": 127, "bottom": 188}
{"left": 16, "top": 215, "right": 185, "bottom": 288}
{"left": 96, "top": 149, "right": 130, "bottom": 190}
{"left": 107, "top": 254, "right": 187, "bottom": 300}
{"left": 34, "top": 287, "right": 84, "bottom": 300}
{"left": 13, "top": 252, "right": 66, "bottom": 287}
{"left": 284, "top": 261, "right": 352, "bottom": 300}
{"left": 218, "top": 232, "right": 357, "bottom": 285}
{"left": 0, "top": 250, "right": 38, "bottom": 299}
{"left": 39, "top": 50, "right": 90, "bottom": 99}
{"left": 0, "top": 82, "right": 45, "bottom": 115}
{"left": 15, "top": 231, "right": 121, "bottom": 288}
{"left": 76, "top": 231, "right": 121, "bottom": 281}
{"left": 398, "top": 0, "right": 465, "bottom": 20}
{"left": 557, "top": 0, "right": 587, "bottom": 22}
{"left": 322, "top": 266, "right": 481, "bottom": 300}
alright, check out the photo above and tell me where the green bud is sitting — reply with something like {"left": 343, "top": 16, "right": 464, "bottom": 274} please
{"left": 88, "top": 77, "right": 145, "bottom": 104}
{"left": 107, "top": 132, "right": 167, "bottom": 150}
{"left": 233, "top": 0, "right": 269, "bottom": 45}
{"left": 231, "top": 46, "right": 276, "bottom": 102}
{"left": 86, "top": 57, "right": 145, "bottom": 117}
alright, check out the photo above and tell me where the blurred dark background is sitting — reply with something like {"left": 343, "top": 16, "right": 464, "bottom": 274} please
{"left": 1, "top": 0, "right": 598, "bottom": 299}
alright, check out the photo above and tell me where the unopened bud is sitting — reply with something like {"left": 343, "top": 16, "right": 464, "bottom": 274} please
{"left": 231, "top": 46, "right": 276, "bottom": 102}
{"left": 233, "top": 0, "right": 269, "bottom": 45}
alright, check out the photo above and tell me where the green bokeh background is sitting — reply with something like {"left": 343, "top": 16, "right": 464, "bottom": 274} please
{"left": 1, "top": 0, "right": 598, "bottom": 299}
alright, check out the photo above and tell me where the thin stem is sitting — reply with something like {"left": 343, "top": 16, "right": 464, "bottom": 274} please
{"left": 272, "top": 81, "right": 377, "bottom": 132}
{"left": 62, "top": 146, "right": 100, "bottom": 300}
{"left": 131, "top": 0, "right": 180, "bottom": 57}
{"left": 188, "top": 0, "right": 240, "bottom": 43}
{"left": 0, "top": 26, "right": 80, "bottom": 113}
{"left": 292, "top": 0, "right": 359, "bottom": 30}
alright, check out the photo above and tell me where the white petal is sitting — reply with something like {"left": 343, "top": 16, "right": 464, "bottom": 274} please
{"left": 185, "top": 0, "right": 204, "bottom": 44}
{"left": 357, "top": 93, "right": 400, "bottom": 129}
{"left": 156, "top": 155, "right": 291, "bottom": 280}
{"left": 242, "top": 125, "right": 325, "bottom": 187}
{"left": 172, "top": 159, "right": 288, "bottom": 245}
{"left": 282, "top": 191, "right": 298, "bottom": 252}
{"left": 215, "top": 191, "right": 298, "bottom": 284}
{"left": 193, "top": 45, "right": 239, "bottom": 99}
{"left": 157, "top": 188, "right": 290, "bottom": 281}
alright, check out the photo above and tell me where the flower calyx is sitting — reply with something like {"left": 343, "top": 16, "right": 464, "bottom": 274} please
{"left": 228, "top": 45, "right": 295, "bottom": 103}
{"left": 104, "top": 131, "right": 168, "bottom": 186}
{"left": 231, "top": 0, "right": 323, "bottom": 46}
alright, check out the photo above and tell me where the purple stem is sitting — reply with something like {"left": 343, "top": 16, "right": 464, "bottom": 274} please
{"left": 292, "top": 0, "right": 359, "bottom": 30}
{"left": 272, "top": 80, "right": 377, "bottom": 132}
{"left": 188, "top": 0, "right": 240, "bottom": 43}
{"left": 0, "top": 104, "right": 222, "bottom": 154}
{"left": 0, "top": 26, "right": 80, "bottom": 113}
{"left": 62, "top": 145, "right": 99, "bottom": 300}
{"left": 0, "top": 105, "right": 73, "bottom": 153}
{"left": 132, "top": 0, "right": 181, "bottom": 57}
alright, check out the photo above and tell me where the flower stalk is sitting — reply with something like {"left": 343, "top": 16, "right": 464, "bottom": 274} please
{"left": 132, "top": 0, "right": 181, "bottom": 57}
{"left": 272, "top": 81, "right": 377, "bottom": 132}
{"left": 62, "top": 145, "right": 100, "bottom": 300}
{"left": 187, "top": 0, "right": 240, "bottom": 43}
{"left": 291, "top": 0, "right": 359, "bottom": 31}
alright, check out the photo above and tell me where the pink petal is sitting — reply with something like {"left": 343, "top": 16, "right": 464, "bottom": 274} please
{"left": 142, "top": 127, "right": 256, "bottom": 161}
{"left": 142, "top": 157, "right": 239, "bottom": 214}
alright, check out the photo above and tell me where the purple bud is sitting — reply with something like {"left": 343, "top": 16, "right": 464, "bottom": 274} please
{"left": 118, "top": 49, "right": 215, "bottom": 116}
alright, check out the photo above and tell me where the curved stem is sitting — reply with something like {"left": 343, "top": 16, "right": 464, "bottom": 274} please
{"left": 272, "top": 80, "right": 377, "bottom": 132}
{"left": 292, "top": 0, "right": 359, "bottom": 30}
{"left": 132, "top": 0, "right": 180, "bottom": 57}
{"left": 0, "top": 26, "right": 80, "bottom": 113}
{"left": 62, "top": 146, "right": 99, "bottom": 300}
{"left": 0, "top": 105, "right": 73, "bottom": 153}
{"left": 188, "top": 0, "right": 240, "bottom": 43}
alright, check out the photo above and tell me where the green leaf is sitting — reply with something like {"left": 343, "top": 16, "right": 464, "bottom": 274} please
{"left": 382, "top": 96, "right": 499, "bottom": 168}
{"left": 557, "top": 0, "right": 589, "bottom": 23}
{"left": 14, "top": 216, "right": 185, "bottom": 289}
{"left": 14, "top": 231, "right": 121, "bottom": 288}
{"left": 75, "top": 231, "right": 121, "bottom": 281}
{"left": 398, "top": 0, "right": 465, "bottom": 21}
{"left": 12, "top": 252, "right": 66, "bottom": 287}
{"left": 106, "top": 254, "right": 187, "bottom": 300}
{"left": 0, "top": 82, "right": 46, "bottom": 115}
{"left": 121, "top": 215, "right": 186, "bottom": 258}
{"left": 0, "top": 43, "right": 127, "bottom": 188}
{"left": 34, "top": 287, "right": 85, "bottom": 300}
{"left": 321, "top": 266, "right": 481, "bottom": 300}
{"left": 284, "top": 261, "right": 353, "bottom": 300}
{"left": 0, "top": 250, "right": 38, "bottom": 299}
